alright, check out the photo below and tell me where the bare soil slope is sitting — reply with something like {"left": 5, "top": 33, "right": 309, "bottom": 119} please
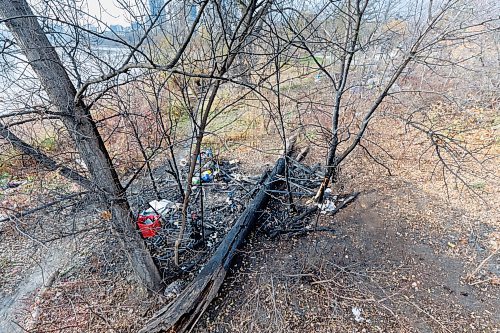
{"left": 195, "top": 174, "right": 499, "bottom": 333}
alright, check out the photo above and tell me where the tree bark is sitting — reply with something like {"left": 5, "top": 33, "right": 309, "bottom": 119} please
{"left": 0, "top": 0, "right": 162, "bottom": 291}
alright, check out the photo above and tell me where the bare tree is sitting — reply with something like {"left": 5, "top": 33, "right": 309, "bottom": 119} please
{"left": 173, "top": 0, "right": 273, "bottom": 264}
{"left": 0, "top": 0, "right": 167, "bottom": 291}
{"left": 0, "top": 1, "right": 497, "bottom": 329}
{"left": 271, "top": 0, "right": 499, "bottom": 202}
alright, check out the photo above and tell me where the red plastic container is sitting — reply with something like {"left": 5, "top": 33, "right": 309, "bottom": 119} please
{"left": 137, "top": 214, "right": 161, "bottom": 238}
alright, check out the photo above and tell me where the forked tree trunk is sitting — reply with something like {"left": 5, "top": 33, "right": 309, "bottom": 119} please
{"left": 0, "top": 0, "right": 162, "bottom": 291}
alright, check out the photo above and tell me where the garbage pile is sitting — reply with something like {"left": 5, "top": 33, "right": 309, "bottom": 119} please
{"left": 135, "top": 148, "right": 258, "bottom": 279}
{"left": 133, "top": 147, "right": 353, "bottom": 280}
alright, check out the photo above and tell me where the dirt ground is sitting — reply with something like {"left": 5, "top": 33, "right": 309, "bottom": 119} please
{"left": 1, "top": 129, "right": 498, "bottom": 332}
{"left": 194, "top": 171, "right": 499, "bottom": 333}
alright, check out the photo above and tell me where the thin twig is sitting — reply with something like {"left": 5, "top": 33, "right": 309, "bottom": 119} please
{"left": 466, "top": 247, "right": 499, "bottom": 282}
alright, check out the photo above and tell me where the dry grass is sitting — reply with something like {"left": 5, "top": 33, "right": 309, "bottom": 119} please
{"left": 192, "top": 100, "right": 499, "bottom": 333}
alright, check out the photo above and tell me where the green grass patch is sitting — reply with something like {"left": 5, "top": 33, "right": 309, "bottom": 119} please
{"left": 470, "top": 181, "right": 486, "bottom": 190}
{"left": 39, "top": 136, "right": 57, "bottom": 151}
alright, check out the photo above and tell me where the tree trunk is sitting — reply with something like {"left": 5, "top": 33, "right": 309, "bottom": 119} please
{"left": 0, "top": 0, "right": 162, "bottom": 291}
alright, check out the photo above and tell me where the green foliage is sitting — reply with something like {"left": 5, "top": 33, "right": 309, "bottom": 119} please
{"left": 39, "top": 136, "right": 58, "bottom": 152}
{"left": 470, "top": 181, "right": 486, "bottom": 190}
{"left": 0, "top": 171, "right": 10, "bottom": 186}
{"left": 305, "top": 129, "right": 318, "bottom": 142}
{"left": 166, "top": 101, "right": 191, "bottom": 124}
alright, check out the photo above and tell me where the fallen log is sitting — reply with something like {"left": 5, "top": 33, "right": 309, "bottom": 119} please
{"left": 139, "top": 145, "right": 296, "bottom": 333}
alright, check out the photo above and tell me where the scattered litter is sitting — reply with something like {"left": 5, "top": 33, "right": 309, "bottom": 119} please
{"left": 163, "top": 280, "right": 185, "bottom": 300}
{"left": 133, "top": 147, "right": 260, "bottom": 274}
{"left": 137, "top": 213, "right": 161, "bottom": 238}
{"left": 149, "top": 199, "right": 174, "bottom": 215}
{"left": 318, "top": 199, "right": 336, "bottom": 214}
{"left": 7, "top": 181, "right": 24, "bottom": 189}
{"left": 205, "top": 148, "right": 213, "bottom": 158}
{"left": 202, "top": 162, "right": 213, "bottom": 171}
{"left": 135, "top": 146, "right": 327, "bottom": 280}
{"left": 201, "top": 170, "right": 213, "bottom": 183}
{"left": 352, "top": 306, "right": 365, "bottom": 322}
{"left": 225, "top": 191, "right": 234, "bottom": 205}
{"left": 0, "top": 180, "right": 26, "bottom": 190}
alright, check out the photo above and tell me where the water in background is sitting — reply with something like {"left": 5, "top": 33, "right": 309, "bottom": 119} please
{"left": 0, "top": 44, "right": 131, "bottom": 115}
